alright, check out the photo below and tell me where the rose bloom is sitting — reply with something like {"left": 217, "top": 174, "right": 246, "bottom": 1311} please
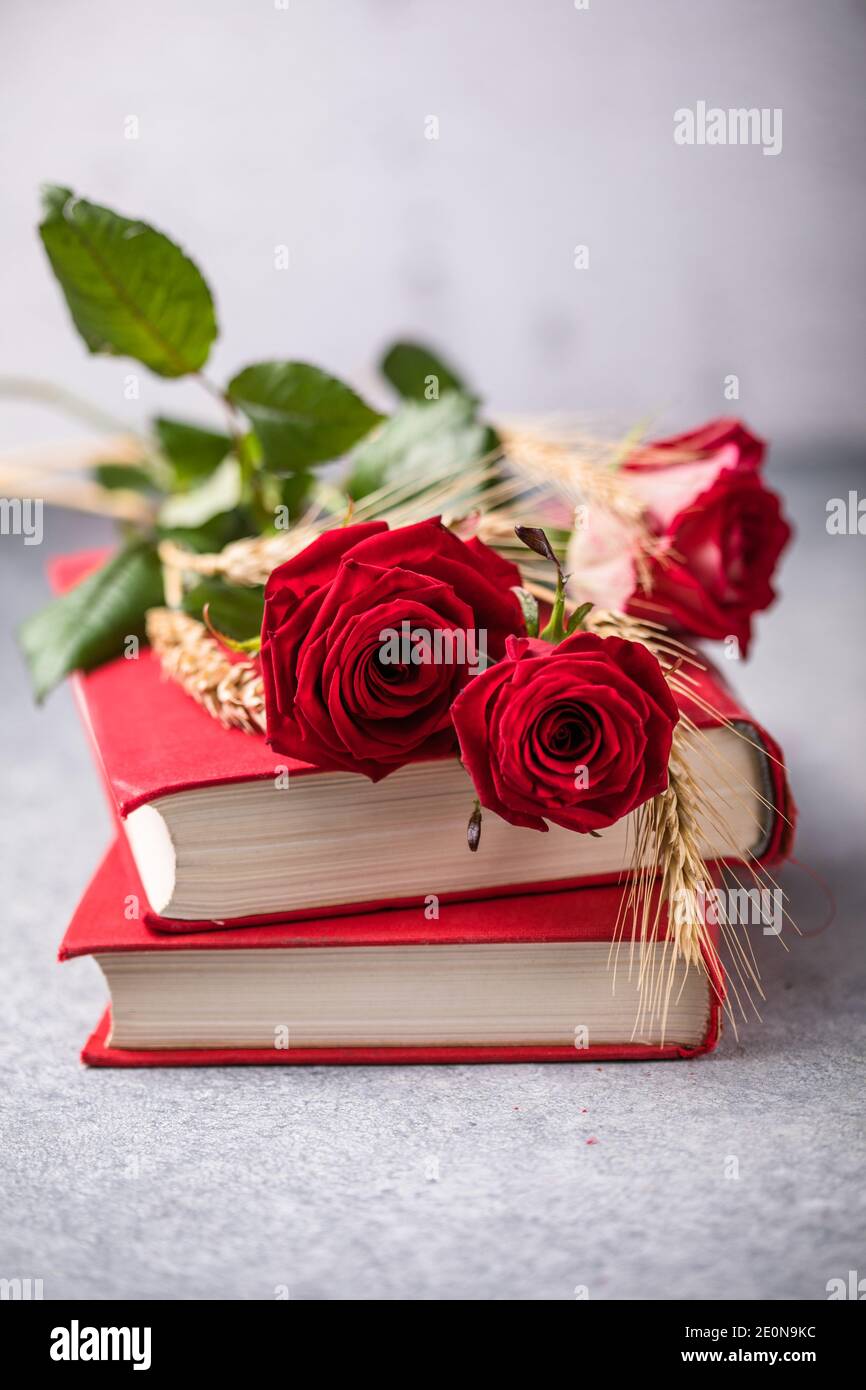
{"left": 450, "top": 631, "right": 679, "bottom": 834}
{"left": 260, "top": 518, "right": 525, "bottom": 779}
{"left": 567, "top": 419, "right": 792, "bottom": 656}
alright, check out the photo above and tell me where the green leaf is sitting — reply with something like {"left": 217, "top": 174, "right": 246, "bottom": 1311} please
{"left": 206, "top": 627, "right": 261, "bottom": 654}
{"left": 93, "top": 462, "right": 158, "bottom": 493}
{"left": 381, "top": 341, "right": 467, "bottom": 403}
{"left": 38, "top": 185, "right": 217, "bottom": 378}
{"left": 157, "top": 511, "right": 254, "bottom": 555}
{"left": 18, "top": 541, "right": 164, "bottom": 702}
{"left": 154, "top": 416, "right": 231, "bottom": 489}
{"left": 344, "top": 393, "right": 487, "bottom": 501}
{"left": 156, "top": 458, "right": 256, "bottom": 553}
{"left": 227, "top": 362, "right": 383, "bottom": 475}
{"left": 259, "top": 470, "right": 316, "bottom": 521}
{"left": 158, "top": 457, "right": 242, "bottom": 529}
{"left": 566, "top": 601, "right": 594, "bottom": 635}
{"left": 182, "top": 578, "right": 264, "bottom": 644}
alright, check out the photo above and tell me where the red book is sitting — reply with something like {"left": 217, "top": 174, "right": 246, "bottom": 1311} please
{"left": 63, "top": 842, "right": 723, "bottom": 1067}
{"left": 53, "top": 551, "right": 795, "bottom": 931}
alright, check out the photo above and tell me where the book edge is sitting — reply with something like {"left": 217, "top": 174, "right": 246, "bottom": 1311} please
{"left": 81, "top": 1005, "right": 721, "bottom": 1067}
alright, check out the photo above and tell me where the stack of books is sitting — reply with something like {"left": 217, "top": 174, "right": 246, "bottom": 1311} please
{"left": 56, "top": 551, "right": 794, "bottom": 1067}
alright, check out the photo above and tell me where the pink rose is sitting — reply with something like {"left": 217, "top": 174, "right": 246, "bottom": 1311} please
{"left": 567, "top": 419, "right": 792, "bottom": 655}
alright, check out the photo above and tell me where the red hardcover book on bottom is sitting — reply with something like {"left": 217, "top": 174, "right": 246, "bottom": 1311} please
{"left": 64, "top": 843, "right": 723, "bottom": 1067}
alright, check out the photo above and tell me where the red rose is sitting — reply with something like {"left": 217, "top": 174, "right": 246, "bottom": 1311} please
{"left": 261, "top": 518, "right": 525, "bottom": 779}
{"left": 566, "top": 419, "right": 792, "bottom": 656}
{"left": 624, "top": 420, "right": 792, "bottom": 655}
{"left": 450, "top": 631, "right": 679, "bottom": 834}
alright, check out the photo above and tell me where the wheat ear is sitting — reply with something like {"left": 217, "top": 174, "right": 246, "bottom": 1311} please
{"left": 145, "top": 609, "right": 266, "bottom": 735}
{"left": 615, "top": 726, "right": 725, "bottom": 1042}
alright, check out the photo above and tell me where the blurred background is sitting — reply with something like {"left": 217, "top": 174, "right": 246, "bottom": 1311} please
{"left": 1, "top": 0, "right": 865, "bottom": 451}
{"left": 1, "top": 0, "right": 864, "bottom": 1301}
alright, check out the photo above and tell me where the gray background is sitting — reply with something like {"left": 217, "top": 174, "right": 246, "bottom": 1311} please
{"left": 1, "top": 1, "right": 865, "bottom": 1301}
{"left": 1, "top": 0, "right": 865, "bottom": 445}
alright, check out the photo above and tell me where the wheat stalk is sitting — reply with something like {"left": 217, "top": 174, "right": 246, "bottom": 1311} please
{"left": 145, "top": 609, "right": 266, "bottom": 735}
{"left": 155, "top": 422, "right": 673, "bottom": 598}
{"left": 614, "top": 728, "right": 727, "bottom": 1043}
{"left": 592, "top": 610, "right": 765, "bottom": 1036}
{"left": 498, "top": 425, "right": 645, "bottom": 516}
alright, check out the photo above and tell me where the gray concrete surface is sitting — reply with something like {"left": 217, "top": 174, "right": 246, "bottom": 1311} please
{"left": 0, "top": 456, "right": 864, "bottom": 1300}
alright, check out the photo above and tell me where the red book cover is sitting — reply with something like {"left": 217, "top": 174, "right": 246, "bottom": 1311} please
{"left": 51, "top": 550, "right": 796, "bottom": 932}
{"left": 63, "top": 842, "right": 723, "bottom": 1067}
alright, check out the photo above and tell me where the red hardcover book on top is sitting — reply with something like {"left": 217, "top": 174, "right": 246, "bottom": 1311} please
{"left": 62, "top": 842, "right": 723, "bottom": 1067}
{"left": 51, "top": 552, "right": 795, "bottom": 934}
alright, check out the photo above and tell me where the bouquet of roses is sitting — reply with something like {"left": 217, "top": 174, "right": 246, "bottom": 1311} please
{"left": 259, "top": 516, "right": 678, "bottom": 850}
{"left": 10, "top": 186, "right": 794, "bottom": 1021}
